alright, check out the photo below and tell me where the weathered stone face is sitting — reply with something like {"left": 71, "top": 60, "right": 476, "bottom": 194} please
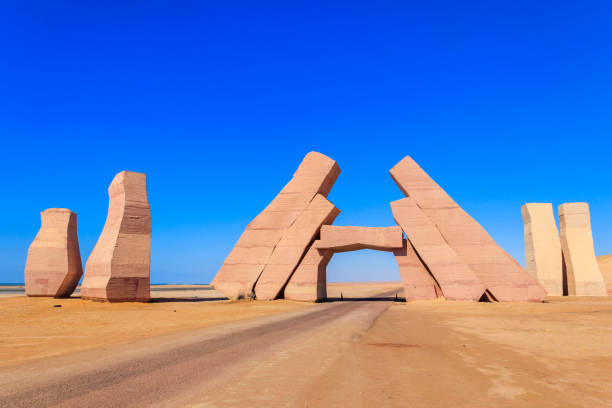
{"left": 254, "top": 194, "right": 340, "bottom": 300}
{"left": 25, "top": 208, "right": 82, "bottom": 298}
{"left": 212, "top": 152, "right": 340, "bottom": 299}
{"left": 284, "top": 241, "right": 333, "bottom": 302}
{"left": 81, "top": 171, "right": 151, "bottom": 302}
{"left": 317, "top": 226, "right": 403, "bottom": 252}
{"left": 393, "top": 239, "right": 440, "bottom": 301}
{"left": 522, "top": 203, "right": 563, "bottom": 296}
{"left": 391, "top": 197, "right": 484, "bottom": 301}
{"left": 390, "top": 156, "right": 546, "bottom": 302}
{"left": 559, "top": 203, "right": 607, "bottom": 296}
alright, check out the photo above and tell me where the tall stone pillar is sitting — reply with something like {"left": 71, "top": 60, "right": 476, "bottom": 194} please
{"left": 81, "top": 171, "right": 151, "bottom": 302}
{"left": 25, "top": 208, "right": 82, "bottom": 297}
{"left": 522, "top": 203, "right": 563, "bottom": 296}
{"left": 559, "top": 203, "right": 606, "bottom": 296}
{"left": 284, "top": 241, "right": 333, "bottom": 302}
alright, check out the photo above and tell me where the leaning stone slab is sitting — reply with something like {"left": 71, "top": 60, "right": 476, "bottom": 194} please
{"left": 391, "top": 197, "right": 484, "bottom": 301}
{"left": 393, "top": 239, "right": 440, "bottom": 301}
{"left": 317, "top": 225, "right": 403, "bottom": 252}
{"left": 284, "top": 241, "right": 333, "bottom": 302}
{"left": 81, "top": 171, "right": 151, "bottom": 302}
{"left": 559, "top": 203, "right": 607, "bottom": 296}
{"left": 390, "top": 156, "right": 546, "bottom": 302}
{"left": 212, "top": 152, "right": 340, "bottom": 299}
{"left": 254, "top": 194, "right": 340, "bottom": 300}
{"left": 522, "top": 203, "right": 563, "bottom": 296}
{"left": 25, "top": 208, "right": 83, "bottom": 297}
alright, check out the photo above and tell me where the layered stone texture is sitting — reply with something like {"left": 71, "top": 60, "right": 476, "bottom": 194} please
{"left": 318, "top": 226, "right": 403, "bottom": 252}
{"left": 25, "top": 208, "right": 83, "bottom": 297}
{"left": 559, "top": 203, "right": 607, "bottom": 296}
{"left": 596, "top": 255, "right": 612, "bottom": 295}
{"left": 254, "top": 195, "right": 340, "bottom": 300}
{"left": 393, "top": 239, "right": 440, "bottom": 301}
{"left": 391, "top": 197, "right": 484, "bottom": 301}
{"left": 81, "top": 171, "right": 151, "bottom": 302}
{"left": 286, "top": 225, "right": 439, "bottom": 302}
{"left": 522, "top": 203, "right": 563, "bottom": 296}
{"left": 390, "top": 156, "right": 546, "bottom": 302}
{"left": 212, "top": 152, "right": 340, "bottom": 299}
{"left": 284, "top": 241, "right": 333, "bottom": 302}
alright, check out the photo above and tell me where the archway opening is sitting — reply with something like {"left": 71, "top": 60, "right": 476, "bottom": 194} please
{"left": 325, "top": 249, "right": 404, "bottom": 301}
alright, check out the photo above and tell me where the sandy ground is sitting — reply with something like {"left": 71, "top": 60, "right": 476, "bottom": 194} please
{"left": 2, "top": 284, "right": 612, "bottom": 407}
{"left": 326, "top": 281, "right": 403, "bottom": 299}
{"left": 0, "top": 288, "right": 310, "bottom": 368}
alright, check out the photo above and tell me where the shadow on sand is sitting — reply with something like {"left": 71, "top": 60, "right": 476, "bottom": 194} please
{"left": 149, "top": 297, "right": 229, "bottom": 303}
{"left": 324, "top": 296, "right": 406, "bottom": 303}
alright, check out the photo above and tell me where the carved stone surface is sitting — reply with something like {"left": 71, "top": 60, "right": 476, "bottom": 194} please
{"left": 284, "top": 241, "right": 333, "bottom": 302}
{"left": 522, "top": 203, "right": 563, "bottom": 296}
{"left": 81, "top": 171, "right": 151, "bottom": 302}
{"left": 286, "top": 226, "right": 439, "bottom": 302}
{"left": 318, "top": 226, "right": 403, "bottom": 252}
{"left": 390, "top": 156, "right": 546, "bottom": 302}
{"left": 559, "top": 203, "right": 607, "bottom": 296}
{"left": 254, "top": 194, "right": 340, "bottom": 300}
{"left": 393, "top": 239, "right": 440, "bottom": 301}
{"left": 596, "top": 255, "right": 612, "bottom": 295}
{"left": 212, "top": 152, "right": 340, "bottom": 299}
{"left": 25, "top": 208, "right": 82, "bottom": 297}
{"left": 391, "top": 197, "right": 484, "bottom": 301}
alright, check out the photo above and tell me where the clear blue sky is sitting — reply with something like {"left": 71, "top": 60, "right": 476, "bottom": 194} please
{"left": 1, "top": 1, "right": 611, "bottom": 284}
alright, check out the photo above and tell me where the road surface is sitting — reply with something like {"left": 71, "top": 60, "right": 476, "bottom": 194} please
{"left": 0, "top": 295, "right": 394, "bottom": 407}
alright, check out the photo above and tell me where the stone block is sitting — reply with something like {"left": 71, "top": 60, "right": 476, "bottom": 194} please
{"left": 393, "top": 239, "right": 440, "bottom": 301}
{"left": 25, "top": 208, "right": 82, "bottom": 297}
{"left": 390, "top": 156, "right": 546, "bottom": 302}
{"left": 559, "top": 203, "right": 607, "bottom": 296}
{"left": 391, "top": 197, "right": 484, "bottom": 301}
{"left": 81, "top": 171, "right": 151, "bottom": 302}
{"left": 522, "top": 203, "right": 563, "bottom": 296}
{"left": 284, "top": 241, "right": 332, "bottom": 302}
{"left": 318, "top": 225, "right": 403, "bottom": 252}
{"left": 212, "top": 152, "right": 340, "bottom": 299}
{"left": 254, "top": 194, "right": 339, "bottom": 300}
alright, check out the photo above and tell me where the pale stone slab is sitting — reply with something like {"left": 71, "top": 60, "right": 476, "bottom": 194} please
{"left": 81, "top": 171, "right": 151, "bottom": 302}
{"left": 559, "top": 203, "right": 607, "bottom": 296}
{"left": 390, "top": 156, "right": 546, "bottom": 302}
{"left": 254, "top": 194, "right": 339, "bottom": 300}
{"left": 522, "top": 203, "right": 563, "bottom": 296}
{"left": 284, "top": 241, "right": 333, "bottom": 302}
{"left": 318, "top": 225, "right": 403, "bottom": 252}
{"left": 393, "top": 238, "right": 440, "bottom": 301}
{"left": 25, "top": 208, "right": 82, "bottom": 298}
{"left": 212, "top": 152, "right": 340, "bottom": 299}
{"left": 596, "top": 255, "right": 612, "bottom": 295}
{"left": 391, "top": 197, "right": 485, "bottom": 301}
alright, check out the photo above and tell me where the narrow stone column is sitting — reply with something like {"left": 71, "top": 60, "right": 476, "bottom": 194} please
{"left": 393, "top": 239, "right": 439, "bottom": 301}
{"left": 81, "top": 171, "right": 151, "bottom": 302}
{"left": 522, "top": 203, "right": 562, "bottom": 296}
{"left": 559, "top": 203, "right": 606, "bottom": 296}
{"left": 25, "top": 208, "right": 82, "bottom": 297}
{"left": 284, "top": 241, "right": 333, "bottom": 302}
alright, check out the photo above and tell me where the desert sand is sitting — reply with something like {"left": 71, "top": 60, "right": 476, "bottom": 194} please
{"left": 0, "top": 286, "right": 310, "bottom": 368}
{"left": 1, "top": 283, "right": 612, "bottom": 407}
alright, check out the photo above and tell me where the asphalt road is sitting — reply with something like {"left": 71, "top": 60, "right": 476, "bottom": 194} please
{"left": 0, "top": 294, "right": 395, "bottom": 408}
